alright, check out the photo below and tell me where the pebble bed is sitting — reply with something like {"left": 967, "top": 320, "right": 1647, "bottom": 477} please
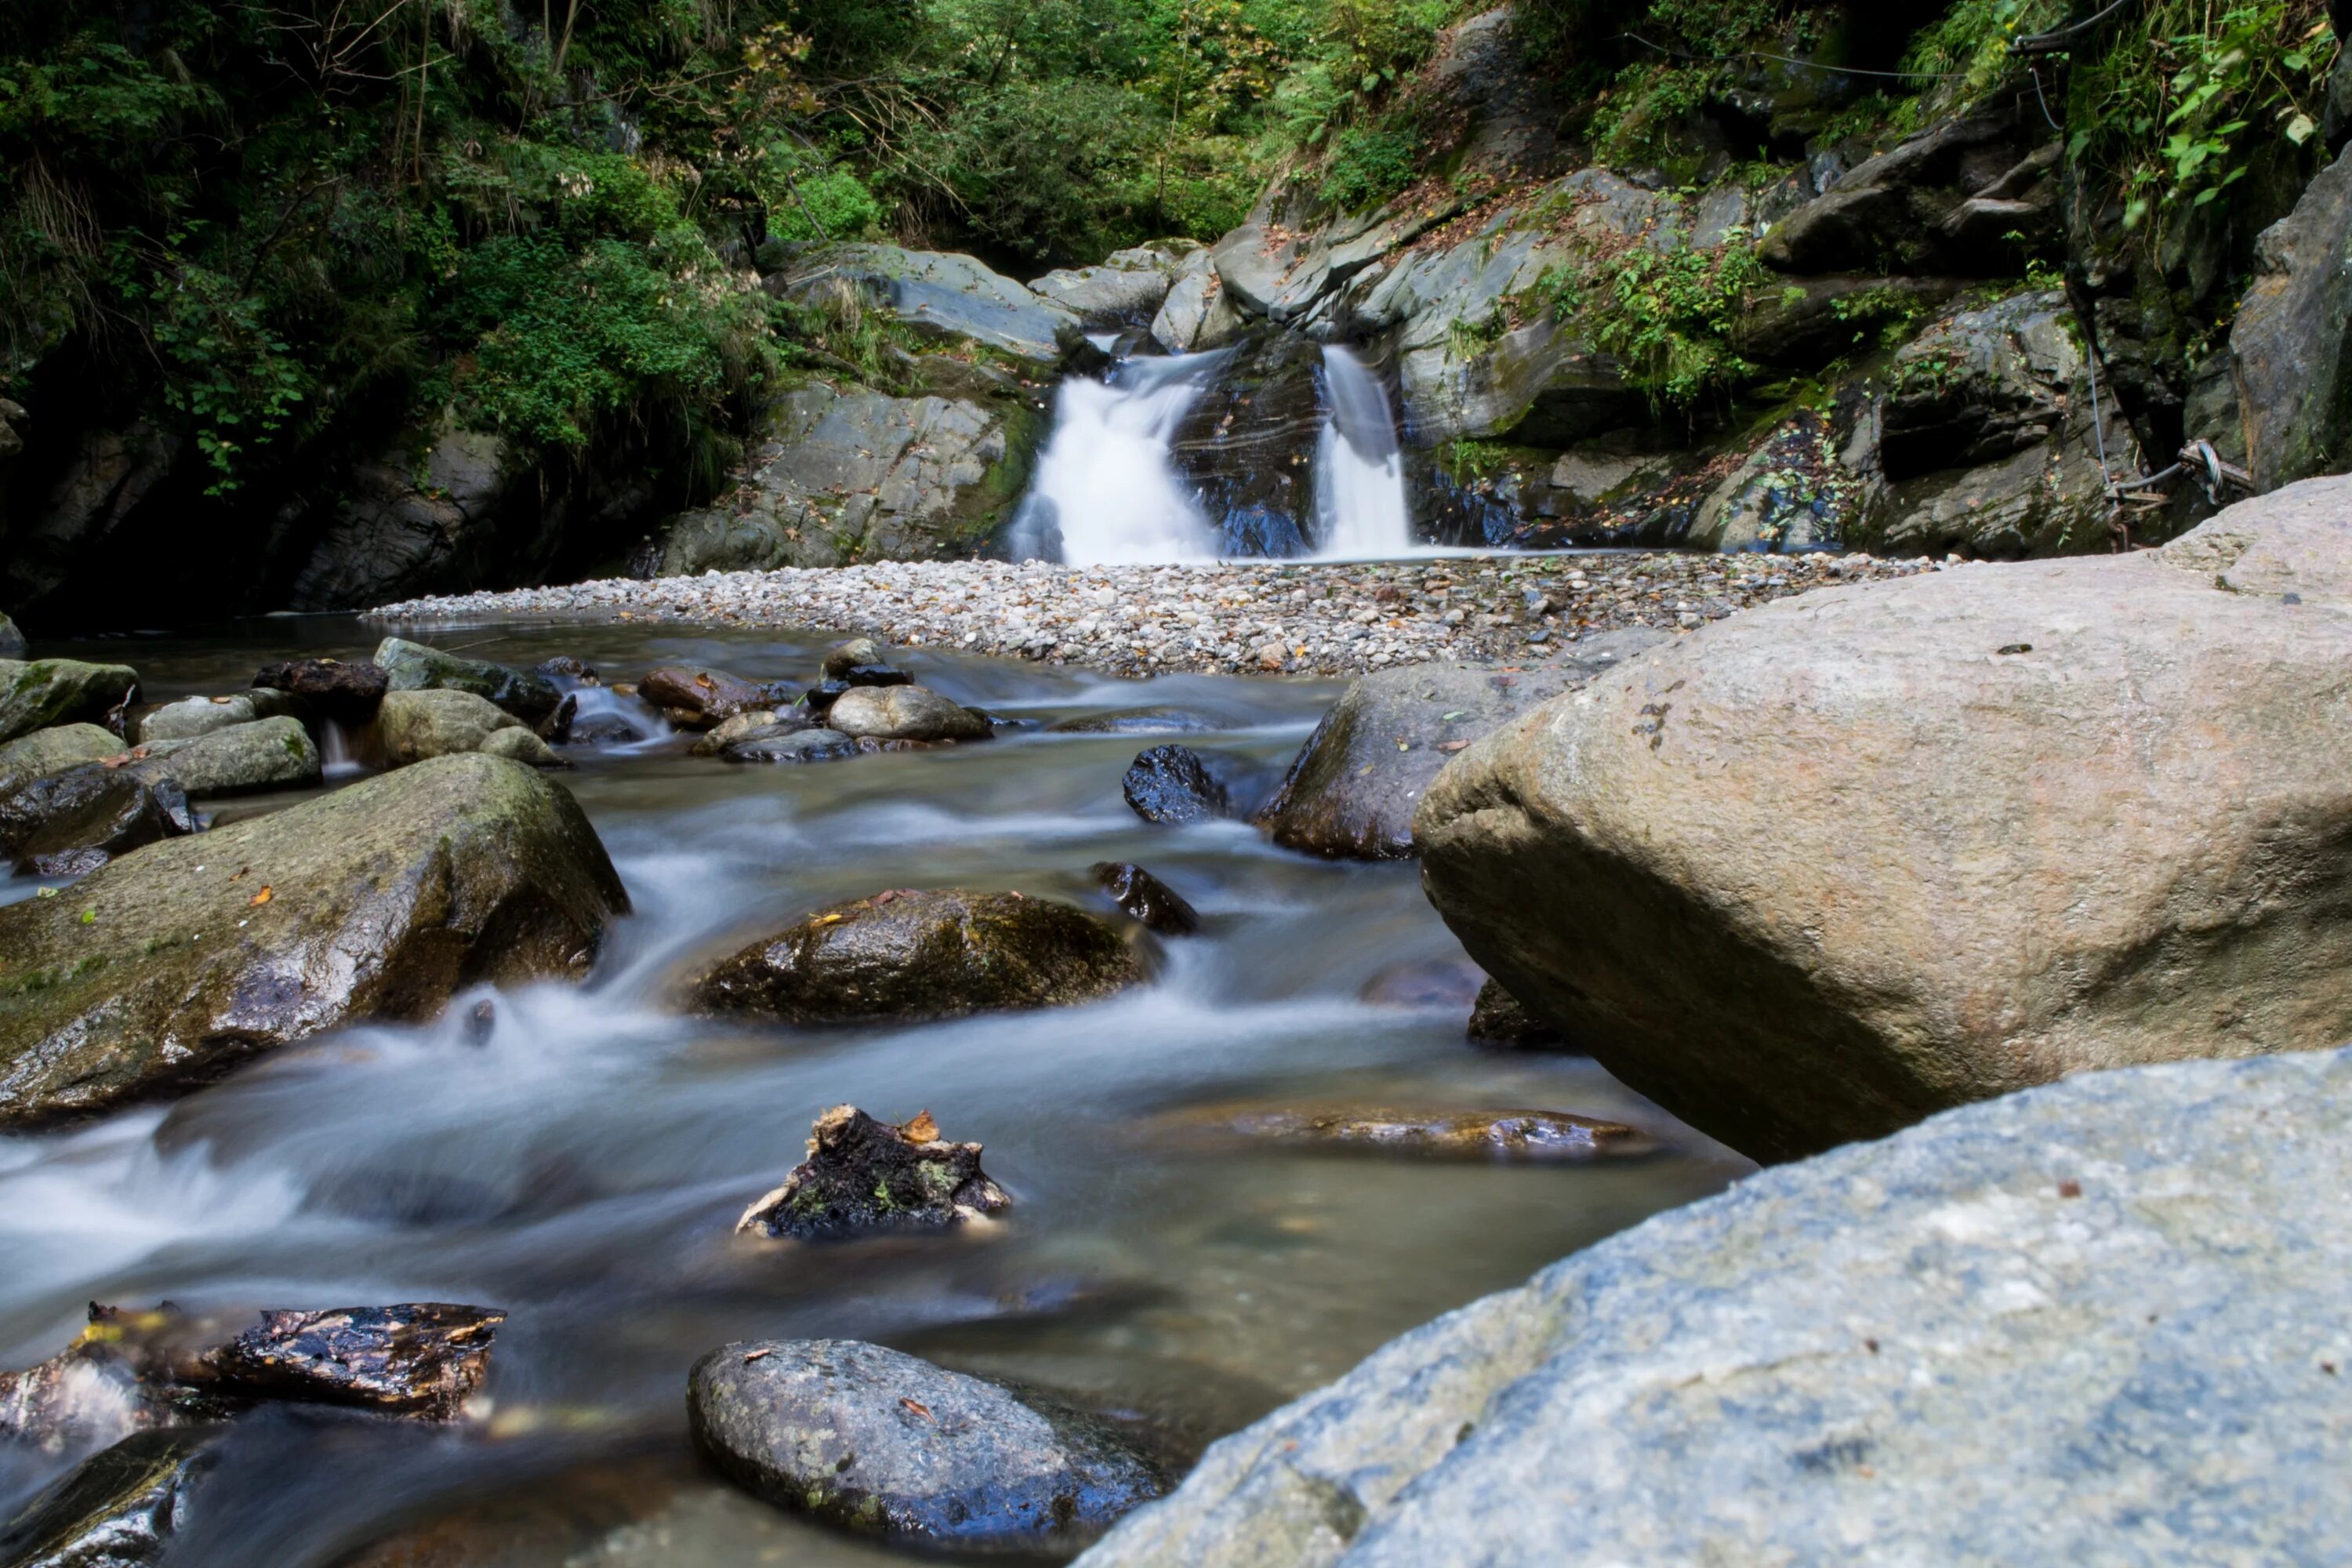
{"left": 368, "top": 551, "right": 1938, "bottom": 677}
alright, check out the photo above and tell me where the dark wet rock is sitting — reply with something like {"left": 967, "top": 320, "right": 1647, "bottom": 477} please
{"left": 1122, "top": 745, "right": 1231, "bottom": 825}
{"left": 1466, "top": 978, "right": 1564, "bottom": 1051}
{"left": 128, "top": 717, "right": 319, "bottom": 798}
{"left": 536, "top": 691, "right": 576, "bottom": 745}
{"left": 1169, "top": 330, "right": 1325, "bottom": 556}
{"left": 638, "top": 664, "right": 780, "bottom": 728}
{"left": 694, "top": 888, "right": 1141, "bottom": 1025}
{"left": 286, "top": 423, "right": 516, "bottom": 610}
{"left": 250, "top": 657, "right": 388, "bottom": 723}
{"left": 826, "top": 685, "right": 990, "bottom": 743}
{"left": 197, "top": 1305, "right": 503, "bottom": 1417}
{"left": 736, "top": 1105, "right": 1011, "bottom": 1240}
{"left": 688, "top": 1339, "right": 1165, "bottom": 1548}
{"left": 0, "top": 612, "right": 23, "bottom": 660}
{"left": 1258, "top": 631, "right": 1665, "bottom": 859}
{"left": 1185, "top": 1105, "right": 1652, "bottom": 1160}
{"left": 1358, "top": 959, "right": 1483, "bottom": 1010}
{"left": 0, "top": 1427, "right": 218, "bottom": 1568}
{"left": 2231, "top": 143, "right": 2352, "bottom": 490}
{"left": 837, "top": 664, "right": 909, "bottom": 689}
{"left": 0, "top": 764, "right": 195, "bottom": 874}
{"left": 1079, "top": 1047, "right": 2352, "bottom": 1567}
{"left": 0, "top": 724, "right": 123, "bottom": 793}
{"left": 371, "top": 688, "right": 560, "bottom": 768}
{"left": 129, "top": 691, "right": 299, "bottom": 746}
{"left": 1091, "top": 862, "right": 1199, "bottom": 936}
{"left": 722, "top": 727, "right": 860, "bottom": 765}
{"left": 567, "top": 713, "right": 653, "bottom": 746}
{"left": 0, "top": 659, "right": 140, "bottom": 746}
{"left": 373, "top": 637, "right": 561, "bottom": 724}
{"left": 0, "top": 753, "right": 626, "bottom": 1127}
{"left": 820, "top": 637, "right": 886, "bottom": 677}
{"left": 1048, "top": 707, "right": 1220, "bottom": 736}
{"left": 534, "top": 655, "right": 599, "bottom": 684}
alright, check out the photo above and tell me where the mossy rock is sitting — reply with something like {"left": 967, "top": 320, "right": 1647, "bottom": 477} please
{"left": 0, "top": 723, "right": 124, "bottom": 793}
{"left": 373, "top": 637, "right": 561, "bottom": 723}
{"left": 0, "top": 659, "right": 139, "bottom": 745}
{"left": 0, "top": 753, "right": 628, "bottom": 1127}
{"left": 694, "top": 888, "right": 1140, "bottom": 1024}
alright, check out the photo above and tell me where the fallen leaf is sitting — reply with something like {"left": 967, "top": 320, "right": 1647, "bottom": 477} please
{"left": 694, "top": 673, "right": 714, "bottom": 689}
{"left": 903, "top": 1109, "right": 939, "bottom": 1143}
{"left": 815, "top": 912, "right": 846, "bottom": 926}
{"left": 899, "top": 1397, "right": 931, "bottom": 1420}
{"left": 230, "top": 867, "right": 249, "bottom": 881}
{"left": 742, "top": 1348, "right": 772, "bottom": 1363}
{"left": 249, "top": 887, "right": 274, "bottom": 906}
{"left": 1439, "top": 740, "right": 1470, "bottom": 753}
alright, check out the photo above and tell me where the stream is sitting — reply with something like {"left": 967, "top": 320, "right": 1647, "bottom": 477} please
{"left": 0, "top": 615, "right": 1749, "bottom": 1566}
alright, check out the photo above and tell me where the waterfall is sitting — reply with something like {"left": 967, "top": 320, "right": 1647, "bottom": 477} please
{"left": 1311, "top": 344, "right": 1410, "bottom": 559}
{"left": 318, "top": 718, "right": 361, "bottom": 779}
{"left": 1004, "top": 352, "right": 1228, "bottom": 564}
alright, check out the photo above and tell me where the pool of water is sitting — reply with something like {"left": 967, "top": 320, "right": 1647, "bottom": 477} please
{"left": 0, "top": 615, "right": 1751, "bottom": 1565}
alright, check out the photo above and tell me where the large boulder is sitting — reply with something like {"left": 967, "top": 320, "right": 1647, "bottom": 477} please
{"left": 0, "top": 753, "right": 627, "bottom": 1127}
{"left": 129, "top": 716, "right": 320, "bottom": 797}
{"left": 776, "top": 244, "right": 1082, "bottom": 361}
{"left": 693, "top": 888, "right": 1141, "bottom": 1024}
{"left": 1151, "top": 249, "right": 1246, "bottom": 354}
{"left": 286, "top": 423, "right": 515, "bottom": 609}
{"left": 1030, "top": 244, "right": 1193, "bottom": 325}
{"left": 1258, "top": 630, "right": 1665, "bottom": 859}
{"left": 0, "top": 658, "right": 139, "bottom": 744}
{"left": 2230, "top": 143, "right": 2352, "bottom": 491}
{"left": 371, "top": 688, "right": 559, "bottom": 768}
{"left": 373, "top": 637, "right": 561, "bottom": 722}
{"left": 689, "top": 1339, "right": 1166, "bottom": 1549}
{"left": 826, "top": 685, "right": 990, "bottom": 743}
{"left": 1074, "top": 1045, "right": 2352, "bottom": 1566}
{"left": 1414, "top": 477, "right": 2352, "bottom": 1161}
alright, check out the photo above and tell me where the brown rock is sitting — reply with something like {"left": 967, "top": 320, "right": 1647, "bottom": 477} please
{"left": 736, "top": 1105, "right": 1011, "bottom": 1239}
{"left": 1092, "top": 862, "right": 1200, "bottom": 935}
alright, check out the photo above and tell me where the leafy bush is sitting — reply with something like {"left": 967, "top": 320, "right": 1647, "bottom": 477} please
{"left": 1319, "top": 125, "right": 1421, "bottom": 208}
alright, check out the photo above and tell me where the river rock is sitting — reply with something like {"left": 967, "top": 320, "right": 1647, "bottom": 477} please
{"left": 372, "top": 637, "right": 561, "bottom": 723}
{"left": 0, "top": 764, "right": 196, "bottom": 874}
{"left": 0, "top": 753, "right": 626, "bottom": 1126}
{"left": 779, "top": 243, "right": 1083, "bottom": 362}
{"left": 129, "top": 691, "right": 295, "bottom": 745}
{"left": 2230, "top": 143, "right": 2352, "bottom": 490}
{"left": 1465, "top": 978, "right": 1563, "bottom": 1050}
{"left": 722, "top": 726, "right": 859, "bottom": 765}
{"left": 0, "top": 1427, "right": 218, "bottom": 1568}
{"left": 0, "top": 659, "right": 140, "bottom": 745}
{"left": 129, "top": 716, "right": 319, "bottom": 797}
{"left": 1075, "top": 1046, "right": 2352, "bottom": 1567}
{"left": 825, "top": 685, "right": 990, "bottom": 742}
{"left": 694, "top": 888, "right": 1141, "bottom": 1024}
{"left": 251, "top": 657, "right": 387, "bottom": 722}
{"left": 1122, "top": 745, "right": 1231, "bottom": 825}
{"left": 1049, "top": 707, "right": 1219, "bottom": 735}
{"left": 372, "top": 688, "right": 546, "bottom": 768}
{"left": 478, "top": 726, "right": 564, "bottom": 767}
{"left": 690, "top": 707, "right": 785, "bottom": 754}
{"left": 1185, "top": 1105, "right": 1650, "bottom": 1160}
{"left": 1091, "top": 862, "right": 1199, "bottom": 936}
{"left": 198, "top": 1304, "right": 503, "bottom": 1417}
{"left": 0, "top": 611, "right": 23, "bottom": 659}
{"left": 0, "top": 723, "right": 123, "bottom": 793}
{"left": 820, "top": 637, "right": 886, "bottom": 677}
{"left": 1259, "top": 630, "right": 1665, "bottom": 859}
{"left": 688, "top": 1339, "right": 1165, "bottom": 1548}
{"left": 1417, "top": 476, "right": 2352, "bottom": 1162}
{"left": 736, "top": 1105, "right": 1011, "bottom": 1239}
{"left": 1151, "top": 249, "right": 1246, "bottom": 354}
{"left": 639, "top": 663, "right": 779, "bottom": 728}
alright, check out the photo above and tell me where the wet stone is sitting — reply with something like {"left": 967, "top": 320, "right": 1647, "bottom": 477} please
{"left": 721, "top": 727, "right": 860, "bottom": 765}
{"left": 252, "top": 657, "right": 389, "bottom": 723}
{"left": 0, "top": 763, "right": 196, "bottom": 874}
{"left": 637, "top": 663, "right": 779, "bottom": 728}
{"left": 821, "top": 637, "right": 886, "bottom": 677}
{"left": 0, "top": 1427, "right": 220, "bottom": 1568}
{"left": 1187, "top": 1105, "right": 1653, "bottom": 1160}
{"left": 687, "top": 1339, "right": 1166, "bottom": 1549}
{"left": 826, "top": 685, "right": 991, "bottom": 743}
{"left": 198, "top": 1304, "right": 504, "bottom": 1417}
{"left": 375, "top": 637, "right": 561, "bottom": 723}
{"left": 1468, "top": 977, "right": 1566, "bottom": 1050}
{"left": 837, "top": 664, "right": 910, "bottom": 688}
{"left": 1048, "top": 707, "right": 1221, "bottom": 735}
{"left": 736, "top": 1105, "right": 1010, "bottom": 1240}
{"left": 1092, "top": 862, "right": 1200, "bottom": 935}
{"left": 1122, "top": 745, "right": 1230, "bottom": 824}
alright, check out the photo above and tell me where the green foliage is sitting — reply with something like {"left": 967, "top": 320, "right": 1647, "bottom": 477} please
{"left": 1319, "top": 125, "right": 1422, "bottom": 208}
{"left": 1538, "top": 241, "right": 1769, "bottom": 408}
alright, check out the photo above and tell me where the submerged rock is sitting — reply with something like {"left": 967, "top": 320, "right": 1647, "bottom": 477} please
{"left": 0, "top": 753, "right": 626, "bottom": 1127}
{"left": 0, "top": 763, "right": 195, "bottom": 874}
{"left": 736, "top": 1105, "right": 1010, "bottom": 1239}
{"left": 373, "top": 637, "right": 561, "bottom": 723}
{"left": 1192, "top": 1105, "right": 1650, "bottom": 1160}
{"left": 1076, "top": 1046, "right": 2352, "bottom": 1567}
{"left": 0, "top": 1427, "right": 218, "bottom": 1568}
{"left": 0, "top": 659, "right": 140, "bottom": 745}
{"left": 688, "top": 1339, "right": 1165, "bottom": 1548}
{"left": 1259, "top": 631, "right": 1664, "bottom": 859}
{"left": 721, "top": 727, "right": 860, "bottom": 765}
{"left": 1417, "top": 477, "right": 2352, "bottom": 1161}
{"left": 129, "top": 716, "right": 319, "bottom": 797}
{"left": 1091, "top": 862, "right": 1199, "bottom": 936}
{"left": 1048, "top": 707, "right": 1220, "bottom": 735}
{"left": 825, "top": 685, "right": 990, "bottom": 743}
{"left": 1465, "top": 978, "right": 1564, "bottom": 1051}
{"left": 251, "top": 657, "right": 387, "bottom": 723}
{"left": 1122, "top": 745, "right": 1230, "bottom": 824}
{"left": 639, "top": 664, "right": 780, "bottom": 728}
{"left": 694, "top": 888, "right": 1140, "bottom": 1024}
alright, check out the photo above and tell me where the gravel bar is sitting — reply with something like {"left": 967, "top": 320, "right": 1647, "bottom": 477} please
{"left": 368, "top": 552, "right": 1939, "bottom": 678}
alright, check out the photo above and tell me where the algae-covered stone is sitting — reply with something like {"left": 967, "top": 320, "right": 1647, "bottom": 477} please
{"left": 0, "top": 659, "right": 139, "bottom": 745}
{"left": 694, "top": 888, "right": 1140, "bottom": 1024}
{"left": 373, "top": 637, "right": 561, "bottom": 723}
{"left": 478, "top": 726, "right": 563, "bottom": 768}
{"left": 1076, "top": 1046, "right": 2352, "bottom": 1568}
{"left": 0, "top": 724, "right": 122, "bottom": 793}
{"left": 0, "top": 753, "right": 627, "bottom": 1127}
{"left": 689, "top": 1339, "right": 1165, "bottom": 1549}
{"left": 129, "top": 691, "right": 299, "bottom": 745}
{"left": 735, "top": 1105, "right": 1010, "bottom": 1239}
{"left": 372, "top": 688, "right": 528, "bottom": 767}
{"left": 131, "top": 716, "right": 320, "bottom": 797}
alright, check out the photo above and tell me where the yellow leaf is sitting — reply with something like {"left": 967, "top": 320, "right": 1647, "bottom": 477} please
{"left": 903, "top": 1109, "right": 939, "bottom": 1143}
{"left": 249, "top": 887, "right": 273, "bottom": 906}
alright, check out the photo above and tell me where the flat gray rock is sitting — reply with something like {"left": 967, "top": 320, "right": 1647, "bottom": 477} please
{"left": 782, "top": 244, "right": 1080, "bottom": 361}
{"left": 690, "top": 1339, "right": 1166, "bottom": 1548}
{"left": 131, "top": 715, "right": 319, "bottom": 797}
{"left": 1078, "top": 1044, "right": 2352, "bottom": 1567}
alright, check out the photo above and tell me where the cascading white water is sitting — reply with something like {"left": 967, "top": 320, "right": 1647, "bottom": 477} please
{"left": 318, "top": 719, "right": 361, "bottom": 779}
{"left": 1005, "top": 352, "right": 1227, "bottom": 564}
{"left": 1312, "top": 344, "right": 1411, "bottom": 558}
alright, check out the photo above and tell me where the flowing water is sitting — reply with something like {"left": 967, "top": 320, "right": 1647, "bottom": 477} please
{"left": 0, "top": 615, "right": 1748, "bottom": 1566}
{"left": 1310, "top": 346, "right": 1411, "bottom": 561}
